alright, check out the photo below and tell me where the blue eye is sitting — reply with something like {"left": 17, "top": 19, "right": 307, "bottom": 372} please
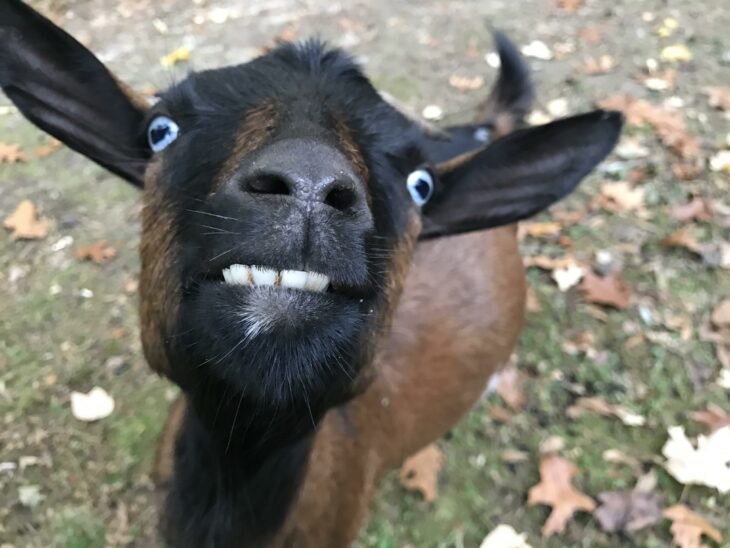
{"left": 406, "top": 168, "right": 434, "bottom": 206}
{"left": 147, "top": 116, "right": 179, "bottom": 152}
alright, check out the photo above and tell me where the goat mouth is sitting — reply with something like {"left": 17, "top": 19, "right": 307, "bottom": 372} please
{"left": 200, "top": 263, "right": 368, "bottom": 300}
{"left": 218, "top": 264, "right": 331, "bottom": 293}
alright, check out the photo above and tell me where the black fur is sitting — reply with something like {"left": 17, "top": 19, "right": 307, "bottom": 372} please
{"left": 162, "top": 407, "right": 313, "bottom": 548}
{"left": 153, "top": 42, "right": 425, "bottom": 546}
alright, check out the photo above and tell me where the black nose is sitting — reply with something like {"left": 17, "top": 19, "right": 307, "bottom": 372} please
{"left": 236, "top": 138, "right": 366, "bottom": 213}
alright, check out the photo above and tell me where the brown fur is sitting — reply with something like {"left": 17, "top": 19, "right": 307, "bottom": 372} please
{"left": 270, "top": 227, "right": 526, "bottom": 546}
{"left": 212, "top": 102, "right": 280, "bottom": 191}
{"left": 153, "top": 394, "right": 187, "bottom": 486}
{"left": 139, "top": 159, "right": 181, "bottom": 377}
{"left": 332, "top": 113, "right": 369, "bottom": 183}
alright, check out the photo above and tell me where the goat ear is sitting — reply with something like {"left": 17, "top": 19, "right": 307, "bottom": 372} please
{"left": 419, "top": 110, "right": 623, "bottom": 239}
{"left": 0, "top": 0, "right": 150, "bottom": 186}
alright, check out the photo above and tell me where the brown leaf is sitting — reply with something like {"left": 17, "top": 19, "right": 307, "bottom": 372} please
{"left": 671, "top": 161, "right": 703, "bottom": 181}
{"left": 496, "top": 364, "right": 526, "bottom": 412}
{"left": 527, "top": 454, "right": 596, "bottom": 536}
{"left": 3, "top": 199, "right": 50, "bottom": 240}
{"left": 580, "top": 55, "right": 616, "bottom": 75}
{"left": 712, "top": 299, "right": 730, "bottom": 328}
{"left": 566, "top": 396, "right": 614, "bottom": 418}
{"left": 75, "top": 240, "right": 117, "bottom": 264}
{"left": 489, "top": 404, "right": 515, "bottom": 423}
{"left": 594, "top": 490, "right": 662, "bottom": 533}
{"left": 35, "top": 138, "right": 62, "bottom": 158}
{"left": 661, "top": 227, "right": 703, "bottom": 255}
{"left": 519, "top": 221, "right": 562, "bottom": 240}
{"left": 557, "top": 0, "right": 583, "bottom": 11}
{"left": 578, "top": 26, "right": 603, "bottom": 44}
{"left": 672, "top": 197, "right": 712, "bottom": 222}
{"left": 0, "top": 141, "right": 27, "bottom": 163}
{"left": 399, "top": 444, "right": 444, "bottom": 502}
{"left": 523, "top": 255, "right": 578, "bottom": 271}
{"left": 691, "top": 404, "right": 730, "bottom": 433}
{"left": 567, "top": 396, "right": 645, "bottom": 426}
{"left": 597, "top": 95, "right": 702, "bottom": 159}
{"left": 526, "top": 283, "right": 541, "bottom": 312}
{"left": 703, "top": 86, "right": 730, "bottom": 111}
{"left": 663, "top": 504, "right": 722, "bottom": 548}
{"left": 579, "top": 270, "right": 631, "bottom": 309}
{"left": 600, "top": 181, "right": 645, "bottom": 212}
{"left": 448, "top": 74, "right": 485, "bottom": 91}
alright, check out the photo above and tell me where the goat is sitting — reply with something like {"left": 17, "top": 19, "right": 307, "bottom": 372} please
{"left": 0, "top": 1, "right": 622, "bottom": 546}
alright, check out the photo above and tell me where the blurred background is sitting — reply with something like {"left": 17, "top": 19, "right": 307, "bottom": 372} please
{"left": 1, "top": 0, "right": 728, "bottom": 546}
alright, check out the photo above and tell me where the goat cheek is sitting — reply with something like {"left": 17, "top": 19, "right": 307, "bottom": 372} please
{"left": 138, "top": 181, "right": 183, "bottom": 377}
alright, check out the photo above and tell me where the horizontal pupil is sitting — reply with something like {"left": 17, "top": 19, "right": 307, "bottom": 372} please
{"left": 415, "top": 179, "right": 430, "bottom": 198}
{"left": 150, "top": 126, "right": 170, "bottom": 143}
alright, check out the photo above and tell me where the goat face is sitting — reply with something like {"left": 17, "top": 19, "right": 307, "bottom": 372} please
{"left": 1, "top": 1, "right": 623, "bottom": 441}
{"left": 139, "top": 42, "right": 425, "bottom": 427}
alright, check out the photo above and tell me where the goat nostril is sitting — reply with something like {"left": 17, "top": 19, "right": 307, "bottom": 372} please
{"left": 324, "top": 185, "right": 357, "bottom": 211}
{"left": 244, "top": 174, "right": 291, "bottom": 196}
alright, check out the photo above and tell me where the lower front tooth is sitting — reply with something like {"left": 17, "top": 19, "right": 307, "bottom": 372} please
{"left": 251, "top": 266, "right": 277, "bottom": 286}
{"left": 305, "top": 272, "right": 330, "bottom": 292}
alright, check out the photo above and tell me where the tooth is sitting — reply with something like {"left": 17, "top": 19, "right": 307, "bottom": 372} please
{"left": 222, "top": 267, "right": 233, "bottom": 284}
{"left": 228, "top": 264, "right": 251, "bottom": 285}
{"left": 251, "top": 266, "right": 277, "bottom": 286}
{"left": 305, "top": 272, "right": 330, "bottom": 292}
{"left": 280, "top": 269, "right": 308, "bottom": 290}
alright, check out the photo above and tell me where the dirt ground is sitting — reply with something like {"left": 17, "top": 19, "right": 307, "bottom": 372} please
{"left": 1, "top": 0, "right": 728, "bottom": 546}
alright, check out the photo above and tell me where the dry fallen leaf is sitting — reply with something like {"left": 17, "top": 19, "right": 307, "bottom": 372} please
{"left": 519, "top": 221, "right": 562, "bottom": 239}
{"left": 521, "top": 40, "right": 553, "bottom": 61}
{"left": 70, "top": 387, "right": 115, "bottom": 422}
{"left": 160, "top": 45, "right": 192, "bottom": 67}
{"left": 672, "top": 197, "right": 712, "bottom": 222}
{"left": 35, "top": 138, "right": 62, "bottom": 158}
{"left": 671, "top": 161, "right": 703, "bottom": 181}
{"left": 600, "top": 181, "right": 645, "bottom": 212}
{"left": 703, "top": 86, "right": 730, "bottom": 111}
{"left": 76, "top": 240, "right": 117, "bottom": 264}
{"left": 448, "top": 74, "right": 485, "bottom": 91}
{"left": 567, "top": 396, "right": 645, "bottom": 426}
{"left": 662, "top": 425, "right": 730, "bottom": 493}
{"left": 597, "top": 95, "right": 701, "bottom": 159}
{"left": 3, "top": 199, "right": 51, "bottom": 240}
{"left": 602, "top": 449, "right": 642, "bottom": 472}
{"left": 579, "top": 270, "right": 632, "bottom": 309}
{"left": 594, "top": 490, "right": 662, "bottom": 533}
{"left": 661, "top": 227, "right": 703, "bottom": 255}
{"left": 642, "top": 68, "right": 677, "bottom": 91}
{"left": 557, "top": 0, "right": 582, "bottom": 11}
{"left": 660, "top": 44, "right": 693, "bottom": 63}
{"left": 691, "top": 404, "right": 730, "bottom": 433}
{"left": 578, "top": 25, "right": 603, "bottom": 44}
{"left": 480, "top": 524, "right": 533, "bottom": 548}
{"left": 580, "top": 55, "right": 616, "bottom": 75}
{"left": 523, "top": 255, "right": 578, "bottom": 271}
{"left": 18, "top": 485, "right": 45, "bottom": 508}
{"left": 552, "top": 263, "right": 585, "bottom": 292}
{"left": 399, "top": 444, "right": 444, "bottom": 502}
{"left": 712, "top": 299, "right": 730, "bottom": 327}
{"left": 527, "top": 454, "right": 596, "bottom": 537}
{"left": 663, "top": 504, "right": 722, "bottom": 548}
{"left": 0, "top": 141, "right": 27, "bottom": 163}
{"left": 496, "top": 364, "right": 527, "bottom": 412}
